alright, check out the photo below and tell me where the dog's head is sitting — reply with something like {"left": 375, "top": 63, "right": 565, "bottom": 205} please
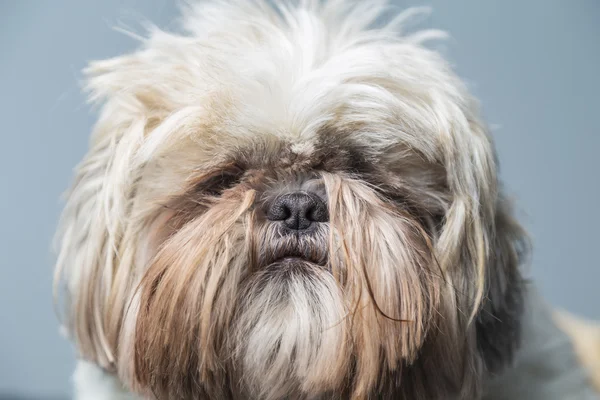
{"left": 55, "top": 1, "right": 527, "bottom": 399}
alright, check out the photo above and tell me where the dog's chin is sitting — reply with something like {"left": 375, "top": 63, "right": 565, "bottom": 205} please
{"left": 231, "top": 257, "right": 349, "bottom": 399}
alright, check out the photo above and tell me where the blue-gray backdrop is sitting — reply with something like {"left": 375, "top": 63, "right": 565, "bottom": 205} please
{"left": 1, "top": 1, "right": 598, "bottom": 398}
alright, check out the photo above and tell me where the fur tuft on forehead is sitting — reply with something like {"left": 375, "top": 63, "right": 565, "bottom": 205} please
{"left": 84, "top": 0, "right": 470, "bottom": 163}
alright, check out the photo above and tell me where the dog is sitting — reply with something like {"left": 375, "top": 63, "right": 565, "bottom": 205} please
{"left": 53, "top": 1, "right": 600, "bottom": 399}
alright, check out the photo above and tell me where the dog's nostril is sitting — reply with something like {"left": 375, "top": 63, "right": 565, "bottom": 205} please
{"left": 267, "top": 202, "right": 292, "bottom": 221}
{"left": 306, "top": 202, "right": 327, "bottom": 223}
{"left": 267, "top": 192, "right": 328, "bottom": 230}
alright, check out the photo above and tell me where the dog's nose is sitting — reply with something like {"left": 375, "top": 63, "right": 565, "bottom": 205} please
{"left": 267, "top": 192, "right": 328, "bottom": 230}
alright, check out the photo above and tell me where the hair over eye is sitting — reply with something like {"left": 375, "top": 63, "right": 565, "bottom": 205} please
{"left": 195, "top": 165, "right": 245, "bottom": 196}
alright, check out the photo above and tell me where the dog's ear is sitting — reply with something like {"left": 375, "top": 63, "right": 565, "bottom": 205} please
{"left": 431, "top": 109, "right": 527, "bottom": 387}
{"left": 475, "top": 194, "right": 528, "bottom": 373}
{"left": 452, "top": 116, "right": 528, "bottom": 375}
{"left": 54, "top": 35, "right": 228, "bottom": 372}
{"left": 53, "top": 54, "right": 160, "bottom": 370}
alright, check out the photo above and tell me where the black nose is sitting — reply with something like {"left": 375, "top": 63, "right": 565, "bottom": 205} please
{"left": 267, "top": 192, "right": 328, "bottom": 230}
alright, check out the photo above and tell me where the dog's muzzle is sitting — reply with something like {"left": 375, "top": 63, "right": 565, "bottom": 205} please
{"left": 259, "top": 191, "right": 329, "bottom": 267}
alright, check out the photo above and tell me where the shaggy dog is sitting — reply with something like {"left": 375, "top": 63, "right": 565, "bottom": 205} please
{"left": 53, "top": 1, "right": 600, "bottom": 399}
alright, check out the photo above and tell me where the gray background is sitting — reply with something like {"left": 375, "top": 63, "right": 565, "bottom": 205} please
{"left": 1, "top": 0, "right": 598, "bottom": 398}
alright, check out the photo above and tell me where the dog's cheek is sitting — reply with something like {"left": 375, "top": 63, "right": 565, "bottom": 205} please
{"left": 112, "top": 209, "right": 178, "bottom": 392}
{"left": 134, "top": 209, "right": 177, "bottom": 269}
{"left": 120, "top": 191, "right": 255, "bottom": 399}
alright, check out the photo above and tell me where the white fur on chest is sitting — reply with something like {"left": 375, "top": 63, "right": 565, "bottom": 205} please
{"left": 73, "top": 361, "right": 139, "bottom": 400}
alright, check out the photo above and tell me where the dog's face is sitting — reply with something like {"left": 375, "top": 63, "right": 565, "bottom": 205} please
{"left": 55, "top": 2, "right": 527, "bottom": 399}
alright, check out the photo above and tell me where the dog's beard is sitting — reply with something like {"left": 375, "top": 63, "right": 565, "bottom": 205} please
{"left": 232, "top": 260, "right": 348, "bottom": 399}
{"left": 123, "top": 173, "right": 441, "bottom": 399}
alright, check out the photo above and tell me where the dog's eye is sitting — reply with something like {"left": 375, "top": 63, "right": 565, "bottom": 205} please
{"left": 196, "top": 166, "right": 245, "bottom": 196}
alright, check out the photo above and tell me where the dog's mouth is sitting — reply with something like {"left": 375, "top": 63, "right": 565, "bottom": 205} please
{"left": 259, "top": 243, "right": 328, "bottom": 268}
{"left": 255, "top": 222, "right": 329, "bottom": 269}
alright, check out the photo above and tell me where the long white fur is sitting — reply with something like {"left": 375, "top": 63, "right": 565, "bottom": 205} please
{"left": 56, "top": 1, "right": 599, "bottom": 399}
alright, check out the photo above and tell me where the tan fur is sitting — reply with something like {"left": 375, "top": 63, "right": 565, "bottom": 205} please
{"left": 554, "top": 311, "right": 600, "bottom": 391}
